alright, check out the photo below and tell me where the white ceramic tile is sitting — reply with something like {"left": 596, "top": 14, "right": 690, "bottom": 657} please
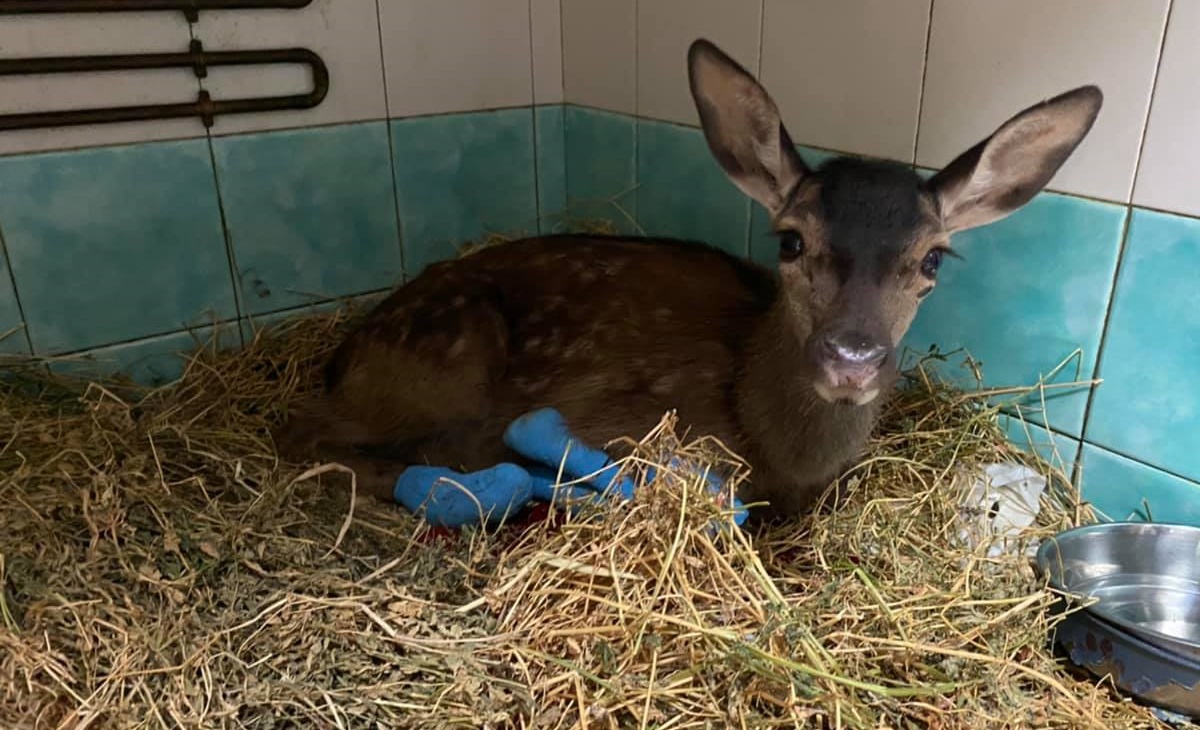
{"left": 195, "top": 0, "right": 386, "bottom": 135}
{"left": 380, "top": 0, "right": 533, "bottom": 117}
{"left": 760, "top": 0, "right": 930, "bottom": 163}
{"left": 637, "top": 0, "right": 762, "bottom": 126}
{"left": 918, "top": 0, "right": 1168, "bottom": 202}
{"left": 0, "top": 13, "right": 203, "bottom": 155}
{"left": 562, "top": 0, "right": 636, "bottom": 114}
{"left": 1134, "top": 0, "right": 1200, "bottom": 216}
{"left": 532, "top": 0, "right": 564, "bottom": 104}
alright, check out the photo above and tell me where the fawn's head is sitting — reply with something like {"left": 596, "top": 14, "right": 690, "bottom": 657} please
{"left": 687, "top": 39, "right": 1102, "bottom": 406}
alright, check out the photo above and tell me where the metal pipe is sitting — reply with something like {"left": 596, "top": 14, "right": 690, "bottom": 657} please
{"left": 0, "top": 44, "right": 329, "bottom": 131}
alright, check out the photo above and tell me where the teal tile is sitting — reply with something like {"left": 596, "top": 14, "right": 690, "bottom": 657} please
{"left": 0, "top": 246, "right": 27, "bottom": 356}
{"left": 564, "top": 106, "right": 638, "bottom": 233}
{"left": 902, "top": 193, "right": 1126, "bottom": 437}
{"left": 635, "top": 119, "right": 750, "bottom": 257}
{"left": 0, "top": 139, "right": 234, "bottom": 354}
{"left": 213, "top": 122, "right": 402, "bottom": 316}
{"left": 747, "top": 146, "right": 849, "bottom": 266}
{"left": 535, "top": 105, "right": 567, "bottom": 232}
{"left": 999, "top": 413, "right": 1081, "bottom": 477}
{"left": 392, "top": 109, "right": 538, "bottom": 276}
{"left": 1080, "top": 443, "right": 1200, "bottom": 526}
{"left": 48, "top": 323, "right": 240, "bottom": 386}
{"left": 1088, "top": 209, "right": 1200, "bottom": 480}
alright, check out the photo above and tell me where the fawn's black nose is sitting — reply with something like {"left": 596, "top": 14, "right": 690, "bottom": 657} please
{"left": 821, "top": 335, "right": 888, "bottom": 368}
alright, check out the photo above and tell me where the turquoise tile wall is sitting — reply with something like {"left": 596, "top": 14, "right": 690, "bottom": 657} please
{"left": 563, "top": 106, "right": 638, "bottom": 233}
{"left": 635, "top": 119, "right": 749, "bottom": 257}
{"left": 903, "top": 193, "right": 1127, "bottom": 437}
{"left": 3, "top": 102, "right": 1199, "bottom": 527}
{"left": 1087, "top": 209, "right": 1200, "bottom": 483}
{"left": 1080, "top": 444, "right": 1200, "bottom": 526}
{"left": 0, "top": 139, "right": 235, "bottom": 355}
{"left": 535, "top": 105, "right": 568, "bottom": 232}
{"left": 0, "top": 107, "right": 562, "bottom": 380}
{"left": 212, "top": 122, "right": 402, "bottom": 316}
{"left": 391, "top": 108, "right": 540, "bottom": 276}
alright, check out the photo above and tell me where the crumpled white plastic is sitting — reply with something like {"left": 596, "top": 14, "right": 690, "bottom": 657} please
{"left": 956, "top": 462, "right": 1047, "bottom": 558}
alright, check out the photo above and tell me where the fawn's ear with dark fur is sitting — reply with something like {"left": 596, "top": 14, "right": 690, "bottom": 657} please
{"left": 926, "top": 85, "right": 1103, "bottom": 234}
{"left": 687, "top": 38, "right": 810, "bottom": 216}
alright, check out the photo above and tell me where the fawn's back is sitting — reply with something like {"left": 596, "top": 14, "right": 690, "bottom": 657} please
{"left": 318, "top": 235, "right": 776, "bottom": 471}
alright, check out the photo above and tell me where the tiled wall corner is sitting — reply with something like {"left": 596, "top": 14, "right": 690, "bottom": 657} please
{"left": 391, "top": 109, "right": 539, "bottom": 276}
{"left": 563, "top": 105, "right": 638, "bottom": 233}
{"left": 380, "top": 0, "right": 534, "bottom": 118}
{"left": 0, "top": 138, "right": 235, "bottom": 356}
{"left": 535, "top": 105, "right": 568, "bottom": 232}
{"left": 634, "top": 119, "right": 749, "bottom": 257}
{"left": 562, "top": 0, "right": 637, "bottom": 114}
{"left": 211, "top": 121, "right": 402, "bottom": 316}
{"left": 195, "top": 0, "right": 387, "bottom": 136}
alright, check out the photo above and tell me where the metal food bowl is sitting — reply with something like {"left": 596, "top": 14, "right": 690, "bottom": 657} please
{"left": 1036, "top": 522, "right": 1200, "bottom": 716}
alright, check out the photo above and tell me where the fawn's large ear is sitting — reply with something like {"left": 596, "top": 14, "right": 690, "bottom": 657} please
{"left": 927, "top": 85, "right": 1103, "bottom": 234}
{"left": 688, "top": 38, "right": 810, "bottom": 216}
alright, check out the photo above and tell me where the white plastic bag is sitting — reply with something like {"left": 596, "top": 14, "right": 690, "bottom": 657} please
{"left": 956, "top": 462, "right": 1047, "bottom": 558}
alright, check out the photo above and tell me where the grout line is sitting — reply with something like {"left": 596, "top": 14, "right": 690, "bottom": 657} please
{"left": 743, "top": 0, "right": 766, "bottom": 258}
{"left": 190, "top": 18, "right": 246, "bottom": 349}
{"left": 1127, "top": 0, "right": 1175, "bottom": 205}
{"left": 374, "top": 0, "right": 408, "bottom": 281}
{"left": 0, "top": 223, "right": 34, "bottom": 356}
{"left": 557, "top": 0, "right": 567, "bottom": 103}
{"left": 527, "top": 0, "right": 545, "bottom": 234}
{"left": 1073, "top": 206, "right": 1134, "bottom": 486}
{"left": 910, "top": 0, "right": 937, "bottom": 166}
{"left": 203, "top": 136, "right": 247, "bottom": 349}
{"left": 1083, "top": 439, "right": 1200, "bottom": 488}
{"left": 29, "top": 288, "right": 392, "bottom": 361}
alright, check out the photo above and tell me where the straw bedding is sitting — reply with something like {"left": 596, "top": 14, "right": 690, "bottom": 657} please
{"left": 0, "top": 260, "right": 1172, "bottom": 728}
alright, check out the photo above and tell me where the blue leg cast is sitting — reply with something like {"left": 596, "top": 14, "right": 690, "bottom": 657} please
{"left": 503, "top": 408, "right": 636, "bottom": 501}
{"left": 393, "top": 463, "right": 533, "bottom": 528}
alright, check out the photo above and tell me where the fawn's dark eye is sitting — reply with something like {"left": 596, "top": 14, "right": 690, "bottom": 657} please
{"left": 778, "top": 231, "right": 804, "bottom": 260}
{"left": 921, "top": 249, "right": 944, "bottom": 279}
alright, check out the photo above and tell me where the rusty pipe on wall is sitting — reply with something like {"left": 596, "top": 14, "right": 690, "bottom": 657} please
{"left": 0, "top": 0, "right": 313, "bottom": 21}
{"left": 0, "top": 42, "right": 328, "bottom": 131}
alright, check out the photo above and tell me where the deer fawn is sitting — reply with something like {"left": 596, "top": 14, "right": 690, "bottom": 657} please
{"left": 275, "top": 39, "right": 1102, "bottom": 522}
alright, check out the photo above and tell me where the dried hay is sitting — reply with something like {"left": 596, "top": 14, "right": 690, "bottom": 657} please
{"left": 0, "top": 282, "right": 1170, "bottom": 729}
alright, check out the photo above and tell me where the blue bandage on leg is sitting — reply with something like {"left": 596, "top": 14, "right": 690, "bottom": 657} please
{"left": 503, "top": 408, "right": 636, "bottom": 501}
{"left": 393, "top": 463, "right": 533, "bottom": 527}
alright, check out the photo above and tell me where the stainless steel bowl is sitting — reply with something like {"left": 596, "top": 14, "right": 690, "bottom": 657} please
{"left": 1035, "top": 522, "right": 1200, "bottom": 717}
{"left": 1035, "top": 522, "right": 1200, "bottom": 662}
{"left": 1050, "top": 596, "right": 1200, "bottom": 718}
